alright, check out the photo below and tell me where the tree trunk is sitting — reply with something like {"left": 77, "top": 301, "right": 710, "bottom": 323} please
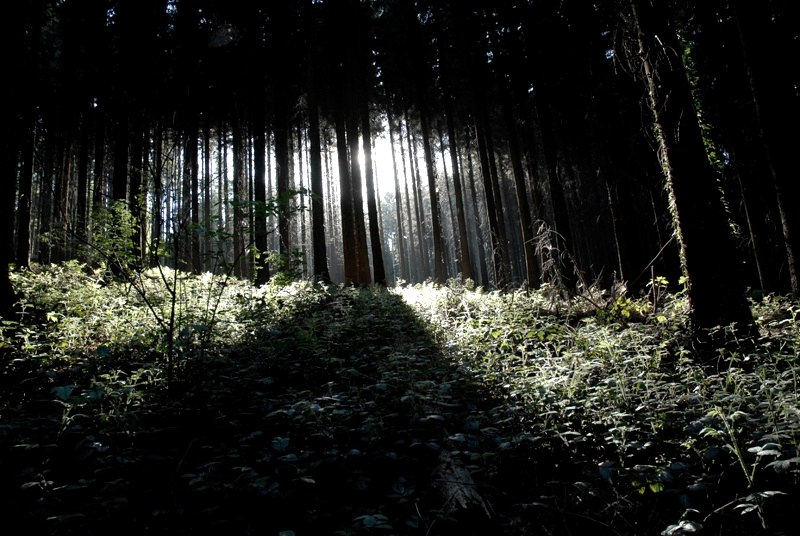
{"left": 38, "top": 129, "right": 55, "bottom": 264}
{"left": 274, "top": 106, "right": 291, "bottom": 258}
{"left": 51, "top": 125, "right": 72, "bottom": 264}
{"left": 335, "top": 105, "right": 358, "bottom": 284}
{"left": 0, "top": 102, "right": 19, "bottom": 318}
{"left": 308, "top": 100, "right": 330, "bottom": 283}
{"left": 387, "top": 114, "right": 408, "bottom": 282}
{"left": 418, "top": 108, "right": 446, "bottom": 283}
{"left": 361, "top": 104, "right": 386, "bottom": 284}
{"left": 475, "top": 117, "right": 508, "bottom": 288}
{"left": 202, "top": 122, "right": 212, "bottom": 269}
{"left": 347, "top": 107, "right": 371, "bottom": 285}
{"left": 111, "top": 100, "right": 128, "bottom": 203}
{"left": 465, "top": 133, "right": 489, "bottom": 287}
{"left": 129, "top": 116, "right": 145, "bottom": 265}
{"left": 76, "top": 111, "right": 90, "bottom": 252}
{"left": 501, "top": 89, "right": 539, "bottom": 289}
{"left": 150, "top": 125, "right": 163, "bottom": 267}
{"left": 630, "top": 0, "right": 753, "bottom": 336}
{"left": 231, "top": 115, "right": 247, "bottom": 278}
{"left": 253, "top": 103, "right": 269, "bottom": 285}
{"left": 92, "top": 105, "right": 106, "bottom": 217}
{"left": 404, "top": 114, "right": 429, "bottom": 279}
{"left": 16, "top": 111, "right": 35, "bottom": 268}
{"left": 397, "top": 117, "right": 418, "bottom": 282}
{"left": 443, "top": 100, "right": 473, "bottom": 282}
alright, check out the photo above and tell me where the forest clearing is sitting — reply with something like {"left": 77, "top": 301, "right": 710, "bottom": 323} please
{"left": 1, "top": 265, "right": 797, "bottom": 535}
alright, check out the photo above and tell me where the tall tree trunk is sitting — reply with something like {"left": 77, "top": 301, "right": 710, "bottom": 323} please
{"left": 202, "top": 122, "right": 212, "bottom": 269}
{"left": 361, "top": 104, "right": 386, "bottom": 284}
{"left": 296, "top": 125, "right": 307, "bottom": 277}
{"left": 188, "top": 122, "right": 200, "bottom": 274}
{"left": 150, "top": 125, "right": 163, "bottom": 267}
{"left": 274, "top": 106, "right": 291, "bottom": 258}
{"left": 253, "top": 103, "right": 270, "bottom": 285}
{"left": 16, "top": 111, "right": 35, "bottom": 269}
{"left": 387, "top": 114, "right": 409, "bottom": 282}
{"left": 335, "top": 105, "right": 358, "bottom": 284}
{"left": 418, "top": 109, "right": 446, "bottom": 283}
{"left": 347, "top": 108, "right": 371, "bottom": 285}
{"left": 129, "top": 116, "right": 145, "bottom": 265}
{"left": 75, "top": 111, "right": 90, "bottom": 255}
{"left": 532, "top": 99, "right": 578, "bottom": 290}
{"left": 0, "top": 102, "right": 19, "bottom": 318}
{"left": 630, "top": 0, "right": 753, "bottom": 336}
{"left": 501, "top": 90, "right": 539, "bottom": 289}
{"left": 231, "top": 115, "right": 246, "bottom": 278}
{"left": 465, "top": 133, "right": 489, "bottom": 286}
{"left": 404, "top": 114, "right": 429, "bottom": 279}
{"left": 216, "top": 123, "right": 227, "bottom": 267}
{"left": 308, "top": 86, "right": 330, "bottom": 283}
{"left": 39, "top": 130, "right": 55, "bottom": 264}
{"left": 398, "top": 117, "right": 418, "bottom": 282}
{"left": 92, "top": 106, "right": 106, "bottom": 217}
{"left": 111, "top": 100, "right": 128, "bottom": 203}
{"left": 4, "top": 0, "right": 39, "bottom": 313}
{"left": 443, "top": 101, "right": 473, "bottom": 282}
{"left": 475, "top": 117, "right": 508, "bottom": 288}
{"left": 51, "top": 126, "right": 72, "bottom": 264}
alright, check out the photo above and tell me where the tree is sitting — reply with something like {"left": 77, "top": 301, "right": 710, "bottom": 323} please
{"left": 305, "top": 0, "right": 330, "bottom": 283}
{"left": 362, "top": 105, "right": 387, "bottom": 284}
{"left": 628, "top": 0, "right": 754, "bottom": 335}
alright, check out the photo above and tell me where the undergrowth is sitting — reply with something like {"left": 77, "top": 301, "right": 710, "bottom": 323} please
{"left": 397, "top": 280, "right": 800, "bottom": 535}
{"left": 1, "top": 265, "right": 798, "bottom": 535}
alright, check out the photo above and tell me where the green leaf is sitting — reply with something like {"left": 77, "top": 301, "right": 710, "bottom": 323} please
{"left": 52, "top": 385, "right": 75, "bottom": 401}
{"left": 766, "top": 457, "right": 800, "bottom": 473}
{"left": 271, "top": 437, "right": 290, "bottom": 452}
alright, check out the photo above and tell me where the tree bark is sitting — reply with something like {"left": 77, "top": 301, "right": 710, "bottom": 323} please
{"left": 0, "top": 123, "right": 17, "bottom": 316}
{"left": 387, "top": 113, "right": 409, "bottom": 282}
{"left": 308, "top": 94, "right": 330, "bottom": 283}
{"left": 361, "top": 104, "right": 386, "bottom": 284}
{"left": 345, "top": 106, "right": 371, "bottom": 285}
{"left": 418, "top": 108, "right": 446, "bottom": 283}
{"left": 335, "top": 104, "right": 358, "bottom": 285}
{"left": 630, "top": 0, "right": 753, "bottom": 336}
{"left": 501, "top": 89, "right": 539, "bottom": 289}
{"left": 75, "top": 110, "right": 91, "bottom": 252}
{"left": 253, "top": 101, "right": 269, "bottom": 285}
{"left": 443, "top": 100, "right": 473, "bottom": 282}
{"left": 16, "top": 111, "right": 35, "bottom": 268}
{"left": 231, "top": 114, "right": 247, "bottom": 278}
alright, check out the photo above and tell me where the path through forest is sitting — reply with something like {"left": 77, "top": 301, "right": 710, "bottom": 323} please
{"left": 2, "top": 287, "right": 525, "bottom": 535}
{"left": 4, "top": 283, "right": 797, "bottom": 535}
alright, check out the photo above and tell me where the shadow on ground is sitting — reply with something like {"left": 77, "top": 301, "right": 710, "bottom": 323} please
{"left": 1, "top": 286, "right": 517, "bottom": 535}
{"left": 3, "top": 285, "right": 792, "bottom": 536}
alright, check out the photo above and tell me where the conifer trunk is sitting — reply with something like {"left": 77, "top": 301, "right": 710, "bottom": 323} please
{"left": 630, "top": 0, "right": 754, "bottom": 336}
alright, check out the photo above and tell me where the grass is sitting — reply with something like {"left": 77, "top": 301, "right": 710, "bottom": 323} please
{"left": 1, "top": 264, "right": 798, "bottom": 535}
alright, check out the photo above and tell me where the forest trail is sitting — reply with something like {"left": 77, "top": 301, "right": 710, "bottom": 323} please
{"left": 3, "top": 282, "right": 796, "bottom": 536}
{"left": 2, "top": 287, "right": 516, "bottom": 535}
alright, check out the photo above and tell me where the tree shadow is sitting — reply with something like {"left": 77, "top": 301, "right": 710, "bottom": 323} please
{"left": 1, "top": 285, "right": 786, "bottom": 536}
{"left": 2, "top": 285, "right": 508, "bottom": 535}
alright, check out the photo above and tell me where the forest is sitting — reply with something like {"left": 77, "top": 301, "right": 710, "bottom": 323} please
{"left": 0, "top": 0, "right": 798, "bottom": 534}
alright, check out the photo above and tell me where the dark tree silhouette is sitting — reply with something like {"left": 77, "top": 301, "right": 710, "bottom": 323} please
{"left": 629, "top": 0, "right": 754, "bottom": 334}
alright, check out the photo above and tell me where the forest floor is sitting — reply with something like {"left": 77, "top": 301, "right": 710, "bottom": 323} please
{"left": 1, "top": 263, "right": 798, "bottom": 535}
